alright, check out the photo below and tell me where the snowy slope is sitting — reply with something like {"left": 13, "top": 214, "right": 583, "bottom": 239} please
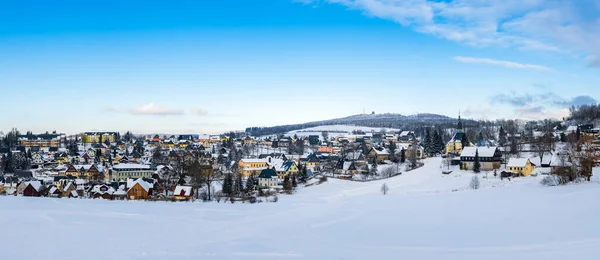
{"left": 1, "top": 159, "right": 600, "bottom": 260}
{"left": 286, "top": 124, "right": 399, "bottom": 138}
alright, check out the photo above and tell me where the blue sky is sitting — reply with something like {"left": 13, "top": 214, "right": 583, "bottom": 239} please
{"left": 1, "top": 0, "right": 598, "bottom": 134}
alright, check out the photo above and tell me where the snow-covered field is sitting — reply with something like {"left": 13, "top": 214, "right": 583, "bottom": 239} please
{"left": 285, "top": 124, "right": 399, "bottom": 138}
{"left": 2, "top": 158, "right": 600, "bottom": 260}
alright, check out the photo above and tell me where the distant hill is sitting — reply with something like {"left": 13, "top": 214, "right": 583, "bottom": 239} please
{"left": 246, "top": 113, "right": 475, "bottom": 136}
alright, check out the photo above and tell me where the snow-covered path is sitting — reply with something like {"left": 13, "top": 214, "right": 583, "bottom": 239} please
{"left": 1, "top": 158, "right": 600, "bottom": 260}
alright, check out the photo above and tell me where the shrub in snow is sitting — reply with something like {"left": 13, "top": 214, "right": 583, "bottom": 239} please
{"left": 319, "top": 176, "right": 328, "bottom": 184}
{"left": 469, "top": 176, "right": 480, "bottom": 190}
{"left": 380, "top": 183, "right": 389, "bottom": 195}
{"left": 540, "top": 175, "right": 562, "bottom": 186}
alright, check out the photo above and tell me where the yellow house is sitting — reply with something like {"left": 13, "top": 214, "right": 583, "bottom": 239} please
{"left": 61, "top": 165, "right": 80, "bottom": 177}
{"left": 55, "top": 154, "right": 70, "bottom": 164}
{"left": 238, "top": 159, "right": 268, "bottom": 177}
{"left": 507, "top": 158, "right": 536, "bottom": 177}
{"left": 81, "top": 132, "right": 117, "bottom": 143}
{"left": 367, "top": 147, "right": 390, "bottom": 163}
{"left": 275, "top": 161, "right": 299, "bottom": 178}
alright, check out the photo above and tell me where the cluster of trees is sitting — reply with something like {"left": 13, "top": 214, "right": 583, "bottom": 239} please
{"left": 0, "top": 151, "right": 31, "bottom": 173}
{"left": 222, "top": 173, "right": 256, "bottom": 197}
{"left": 422, "top": 128, "right": 444, "bottom": 155}
{"left": 568, "top": 104, "right": 600, "bottom": 123}
{"left": 245, "top": 113, "right": 477, "bottom": 136}
{"left": 0, "top": 128, "right": 21, "bottom": 149}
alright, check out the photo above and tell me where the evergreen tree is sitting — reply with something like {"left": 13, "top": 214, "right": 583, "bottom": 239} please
{"left": 400, "top": 148, "right": 406, "bottom": 163}
{"left": 245, "top": 175, "right": 256, "bottom": 193}
{"left": 473, "top": 149, "right": 481, "bottom": 173}
{"left": 476, "top": 132, "right": 484, "bottom": 146}
{"left": 222, "top": 173, "right": 233, "bottom": 196}
{"left": 369, "top": 160, "right": 378, "bottom": 177}
{"left": 498, "top": 126, "right": 507, "bottom": 147}
{"left": 461, "top": 133, "right": 470, "bottom": 149}
{"left": 434, "top": 129, "right": 444, "bottom": 154}
{"left": 423, "top": 128, "right": 432, "bottom": 155}
{"left": 26, "top": 149, "right": 32, "bottom": 159}
{"left": 560, "top": 133, "right": 566, "bottom": 142}
{"left": 298, "top": 165, "right": 308, "bottom": 183}
{"left": 5, "top": 152, "right": 14, "bottom": 173}
{"left": 388, "top": 142, "right": 397, "bottom": 161}
{"left": 234, "top": 173, "right": 244, "bottom": 195}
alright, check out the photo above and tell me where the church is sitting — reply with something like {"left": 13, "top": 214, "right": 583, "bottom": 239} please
{"left": 445, "top": 114, "right": 470, "bottom": 154}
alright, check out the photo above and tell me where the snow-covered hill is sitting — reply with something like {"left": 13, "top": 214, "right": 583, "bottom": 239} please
{"left": 284, "top": 124, "right": 399, "bottom": 138}
{"left": 1, "top": 159, "right": 599, "bottom": 260}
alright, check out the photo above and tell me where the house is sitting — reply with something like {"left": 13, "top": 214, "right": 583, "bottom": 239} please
{"left": 61, "top": 165, "right": 80, "bottom": 177}
{"left": 317, "top": 146, "right": 333, "bottom": 153}
{"left": 460, "top": 147, "right": 502, "bottom": 171}
{"left": 173, "top": 186, "right": 193, "bottom": 200}
{"left": 398, "top": 131, "right": 414, "bottom": 142}
{"left": 89, "top": 184, "right": 115, "bottom": 199}
{"left": 507, "top": 158, "right": 536, "bottom": 177}
{"left": 550, "top": 152, "right": 574, "bottom": 174}
{"left": 111, "top": 163, "right": 154, "bottom": 181}
{"left": 274, "top": 161, "right": 299, "bottom": 178}
{"left": 23, "top": 181, "right": 43, "bottom": 197}
{"left": 127, "top": 178, "right": 150, "bottom": 200}
{"left": 238, "top": 158, "right": 269, "bottom": 177}
{"left": 336, "top": 160, "right": 359, "bottom": 175}
{"left": 61, "top": 181, "right": 77, "bottom": 197}
{"left": 48, "top": 186, "right": 63, "bottom": 197}
{"left": 367, "top": 147, "right": 390, "bottom": 163}
{"left": 258, "top": 168, "right": 279, "bottom": 188}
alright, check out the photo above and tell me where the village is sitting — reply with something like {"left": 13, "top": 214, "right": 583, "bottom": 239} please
{"left": 1, "top": 114, "right": 599, "bottom": 202}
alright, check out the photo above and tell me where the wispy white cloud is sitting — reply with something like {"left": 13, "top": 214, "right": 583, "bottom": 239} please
{"left": 190, "top": 108, "right": 208, "bottom": 116}
{"left": 130, "top": 103, "right": 184, "bottom": 116}
{"left": 297, "top": 0, "right": 600, "bottom": 67}
{"left": 453, "top": 56, "right": 551, "bottom": 71}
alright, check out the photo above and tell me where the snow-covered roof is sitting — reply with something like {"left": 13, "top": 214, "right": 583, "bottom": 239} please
{"left": 48, "top": 186, "right": 59, "bottom": 194}
{"left": 91, "top": 185, "right": 115, "bottom": 195}
{"left": 174, "top": 186, "right": 193, "bottom": 196}
{"left": 113, "top": 163, "right": 151, "bottom": 170}
{"left": 240, "top": 158, "right": 268, "bottom": 163}
{"left": 26, "top": 181, "right": 42, "bottom": 192}
{"left": 371, "top": 148, "right": 389, "bottom": 155}
{"left": 70, "top": 190, "right": 78, "bottom": 197}
{"left": 128, "top": 178, "right": 150, "bottom": 192}
{"left": 460, "top": 147, "right": 498, "bottom": 157}
{"left": 507, "top": 158, "right": 530, "bottom": 167}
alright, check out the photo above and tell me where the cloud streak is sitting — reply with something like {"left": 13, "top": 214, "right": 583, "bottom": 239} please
{"left": 130, "top": 103, "right": 184, "bottom": 116}
{"left": 453, "top": 56, "right": 551, "bottom": 71}
{"left": 298, "top": 0, "right": 600, "bottom": 67}
{"left": 190, "top": 108, "right": 208, "bottom": 116}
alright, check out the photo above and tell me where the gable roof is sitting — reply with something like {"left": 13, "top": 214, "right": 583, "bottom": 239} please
{"left": 25, "top": 181, "right": 42, "bottom": 192}
{"left": 174, "top": 186, "right": 193, "bottom": 196}
{"left": 507, "top": 158, "right": 530, "bottom": 167}
{"left": 128, "top": 178, "right": 150, "bottom": 192}
{"left": 460, "top": 147, "right": 499, "bottom": 158}
{"left": 258, "top": 168, "right": 278, "bottom": 179}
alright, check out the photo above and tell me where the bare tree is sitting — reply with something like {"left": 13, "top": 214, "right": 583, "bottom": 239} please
{"left": 380, "top": 183, "right": 389, "bottom": 195}
{"left": 469, "top": 176, "right": 480, "bottom": 190}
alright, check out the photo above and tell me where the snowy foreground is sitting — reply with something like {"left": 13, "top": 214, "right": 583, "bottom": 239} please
{"left": 2, "top": 159, "right": 600, "bottom": 260}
